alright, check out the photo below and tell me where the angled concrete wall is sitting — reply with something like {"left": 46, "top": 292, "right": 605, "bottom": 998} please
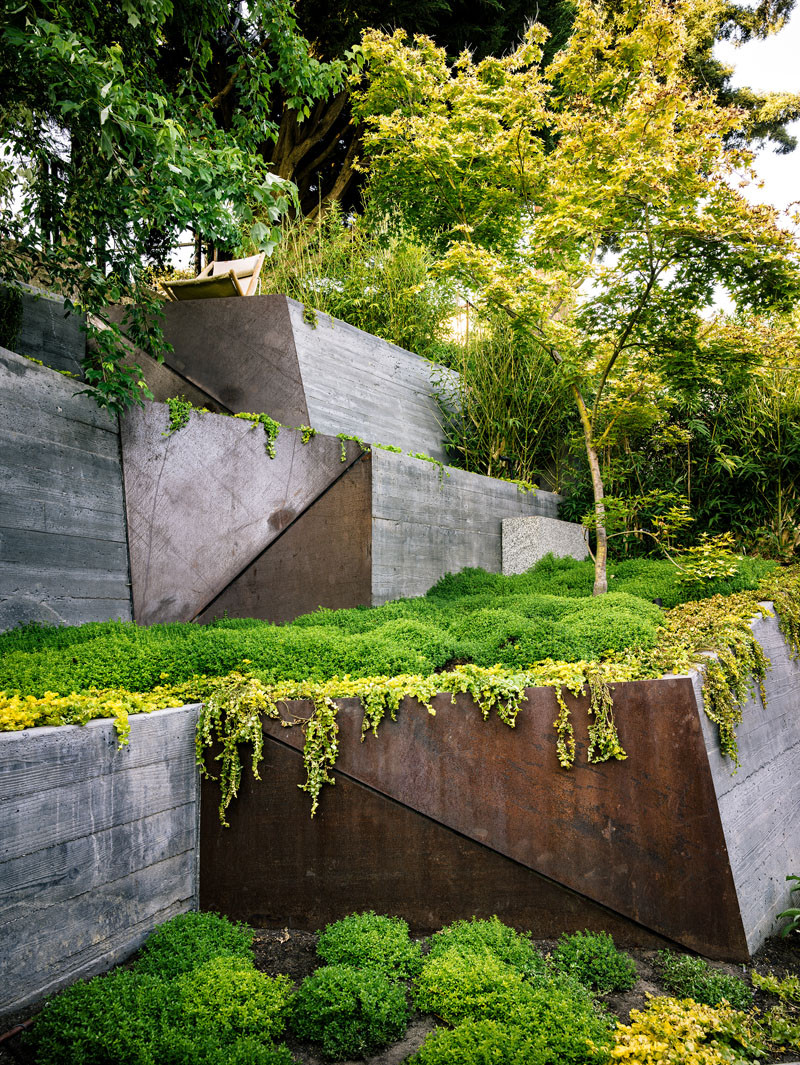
{"left": 692, "top": 609, "right": 800, "bottom": 955}
{"left": 0, "top": 348, "right": 132, "bottom": 631}
{"left": 0, "top": 705, "right": 201, "bottom": 1014}
{"left": 116, "top": 295, "right": 457, "bottom": 461}
{"left": 16, "top": 287, "right": 85, "bottom": 378}
{"left": 121, "top": 402, "right": 561, "bottom": 624}
{"left": 371, "top": 449, "right": 561, "bottom": 603}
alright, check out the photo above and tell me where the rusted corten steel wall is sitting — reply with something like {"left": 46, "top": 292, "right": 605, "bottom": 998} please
{"left": 200, "top": 675, "right": 754, "bottom": 960}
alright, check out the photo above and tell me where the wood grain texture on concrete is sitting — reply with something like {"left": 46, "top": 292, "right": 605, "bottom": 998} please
{"left": 502, "top": 516, "right": 589, "bottom": 574}
{"left": 371, "top": 449, "right": 562, "bottom": 602}
{"left": 120, "top": 402, "right": 367, "bottom": 624}
{"left": 0, "top": 348, "right": 132, "bottom": 630}
{"left": 692, "top": 609, "right": 800, "bottom": 955}
{"left": 0, "top": 705, "right": 201, "bottom": 1013}
{"left": 16, "top": 287, "right": 85, "bottom": 377}
{"left": 287, "top": 300, "right": 457, "bottom": 461}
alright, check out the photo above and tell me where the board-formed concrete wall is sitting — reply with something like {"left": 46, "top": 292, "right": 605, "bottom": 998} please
{"left": 371, "top": 449, "right": 561, "bottom": 603}
{"left": 0, "top": 349, "right": 133, "bottom": 626}
{"left": 692, "top": 608, "right": 800, "bottom": 955}
{"left": 16, "top": 287, "right": 86, "bottom": 378}
{"left": 0, "top": 705, "right": 201, "bottom": 1015}
{"left": 287, "top": 300, "right": 457, "bottom": 461}
{"left": 0, "top": 348, "right": 132, "bottom": 631}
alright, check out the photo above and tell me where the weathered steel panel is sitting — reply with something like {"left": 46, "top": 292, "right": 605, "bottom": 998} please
{"left": 196, "top": 454, "right": 373, "bottom": 624}
{"left": 200, "top": 737, "right": 672, "bottom": 948}
{"left": 120, "top": 404, "right": 365, "bottom": 624}
{"left": 202, "top": 679, "right": 749, "bottom": 959}
{"left": 151, "top": 295, "right": 309, "bottom": 426}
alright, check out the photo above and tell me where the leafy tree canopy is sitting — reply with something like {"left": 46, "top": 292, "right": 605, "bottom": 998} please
{"left": 0, "top": 0, "right": 348, "bottom": 408}
{"left": 351, "top": 0, "right": 800, "bottom": 592}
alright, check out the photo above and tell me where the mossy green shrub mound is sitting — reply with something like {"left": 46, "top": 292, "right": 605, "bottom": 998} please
{"left": 316, "top": 911, "right": 423, "bottom": 978}
{"left": 156, "top": 1032, "right": 297, "bottom": 1065}
{"left": 408, "top": 1019, "right": 549, "bottom": 1065}
{"left": 414, "top": 953, "right": 613, "bottom": 1064}
{"left": 550, "top": 930, "right": 638, "bottom": 992}
{"left": 176, "top": 956, "right": 293, "bottom": 1042}
{"left": 28, "top": 969, "right": 178, "bottom": 1065}
{"left": 612, "top": 996, "right": 766, "bottom": 1064}
{"left": 0, "top": 555, "right": 777, "bottom": 700}
{"left": 413, "top": 949, "right": 537, "bottom": 1026}
{"left": 289, "top": 963, "right": 408, "bottom": 1060}
{"left": 655, "top": 950, "right": 753, "bottom": 1010}
{"left": 427, "top": 917, "right": 547, "bottom": 979}
{"left": 134, "top": 911, "right": 254, "bottom": 980}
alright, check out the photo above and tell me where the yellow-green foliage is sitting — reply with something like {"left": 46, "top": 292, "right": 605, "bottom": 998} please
{"left": 751, "top": 971, "right": 800, "bottom": 1054}
{"left": 2, "top": 561, "right": 798, "bottom": 823}
{"left": 610, "top": 997, "right": 766, "bottom": 1064}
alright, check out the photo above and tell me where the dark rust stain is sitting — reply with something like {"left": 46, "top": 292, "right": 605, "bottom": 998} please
{"left": 268, "top": 507, "right": 296, "bottom": 531}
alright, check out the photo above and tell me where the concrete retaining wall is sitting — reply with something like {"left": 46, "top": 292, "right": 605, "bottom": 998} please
{"left": 0, "top": 705, "right": 201, "bottom": 1014}
{"left": 16, "top": 287, "right": 86, "bottom": 378}
{"left": 0, "top": 349, "right": 133, "bottom": 630}
{"left": 0, "top": 348, "right": 132, "bottom": 631}
{"left": 371, "top": 449, "right": 561, "bottom": 603}
{"left": 692, "top": 609, "right": 800, "bottom": 954}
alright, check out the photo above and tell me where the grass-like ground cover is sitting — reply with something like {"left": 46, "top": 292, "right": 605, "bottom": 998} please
{"left": 16, "top": 911, "right": 800, "bottom": 1065}
{"left": 1, "top": 555, "right": 798, "bottom": 819}
{"left": 0, "top": 555, "right": 776, "bottom": 694}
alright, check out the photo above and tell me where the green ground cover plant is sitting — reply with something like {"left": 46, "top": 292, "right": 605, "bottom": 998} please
{"left": 315, "top": 911, "right": 423, "bottom": 978}
{"left": 133, "top": 911, "right": 254, "bottom": 980}
{"left": 1, "top": 556, "right": 797, "bottom": 821}
{"left": 611, "top": 996, "right": 767, "bottom": 1064}
{"left": 551, "top": 930, "right": 638, "bottom": 993}
{"left": 25, "top": 913, "right": 295, "bottom": 1065}
{"left": 288, "top": 963, "right": 408, "bottom": 1060}
{"left": 655, "top": 950, "right": 753, "bottom": 1009}
{"left": 426, "top": 916, "right": 547, "bottom": 979}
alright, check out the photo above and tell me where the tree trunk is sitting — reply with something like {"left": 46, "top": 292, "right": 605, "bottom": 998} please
{"left": 573, "top": 385, "right": 608, "bottom": 595}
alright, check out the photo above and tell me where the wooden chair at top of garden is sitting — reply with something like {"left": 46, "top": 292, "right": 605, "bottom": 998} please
{"left": 160, "top": 252, "right": 266, "bottom": 301}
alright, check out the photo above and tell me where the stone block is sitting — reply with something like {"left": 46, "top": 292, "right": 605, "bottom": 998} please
{"left": 502, "top": 515, "right": 588, "bottom": 574}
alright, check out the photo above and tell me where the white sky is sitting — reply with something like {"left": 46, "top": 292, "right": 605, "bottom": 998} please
{"left": 713, "top": 10, "right": 800, "bottom": 221}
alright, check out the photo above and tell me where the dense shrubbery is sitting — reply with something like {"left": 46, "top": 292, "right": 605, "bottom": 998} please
{"left": 427, "top": 916, "right": 547, "bottom": 979}
{"left": 612, "top": 996, "right": 766, "bottom": 1064}
{"left": 28, "top": 914, "right": 295, "bottom": 1065}
{"left": 0, "top": 556, "right": 774, "bottom": 698}
{"left": 289, "top": 964, "right": 408, "bottom": 1060}
{"left": 134, "top": 911, "right": 254, "bottom": 980}
{"left": 550, "top": 930, "right": 638, "bottom": 992}
{"left": 655, "top": 950, "right": 753, "bottom": 1009}
{"left": 316, "top": 911, "right": 422, "bottom": 978}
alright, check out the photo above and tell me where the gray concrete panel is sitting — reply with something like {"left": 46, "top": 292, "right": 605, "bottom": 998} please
{"left": 692, "top": 609, "right": 800, "bottom": 954}
{"left": 502, "top": 516, "right": 589, "bottom": 573}
{"left": 16, "top": 287, "right": 85, "bottom": 377}
{"left": 288, "top": 300, "right": 457, "bottom": 461}
{"left": 0, "top": 705, "right": 201, "bottom": 1014}
{"left": 371, "top": 449, "right": 562, "bottom": 602}
{"left": 0, "top": 349, "right": 132, "bottom": 630}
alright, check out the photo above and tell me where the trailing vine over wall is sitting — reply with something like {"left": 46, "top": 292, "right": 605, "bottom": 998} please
{"left": 3, "top": 567, "right": 798, "bottom": 824}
